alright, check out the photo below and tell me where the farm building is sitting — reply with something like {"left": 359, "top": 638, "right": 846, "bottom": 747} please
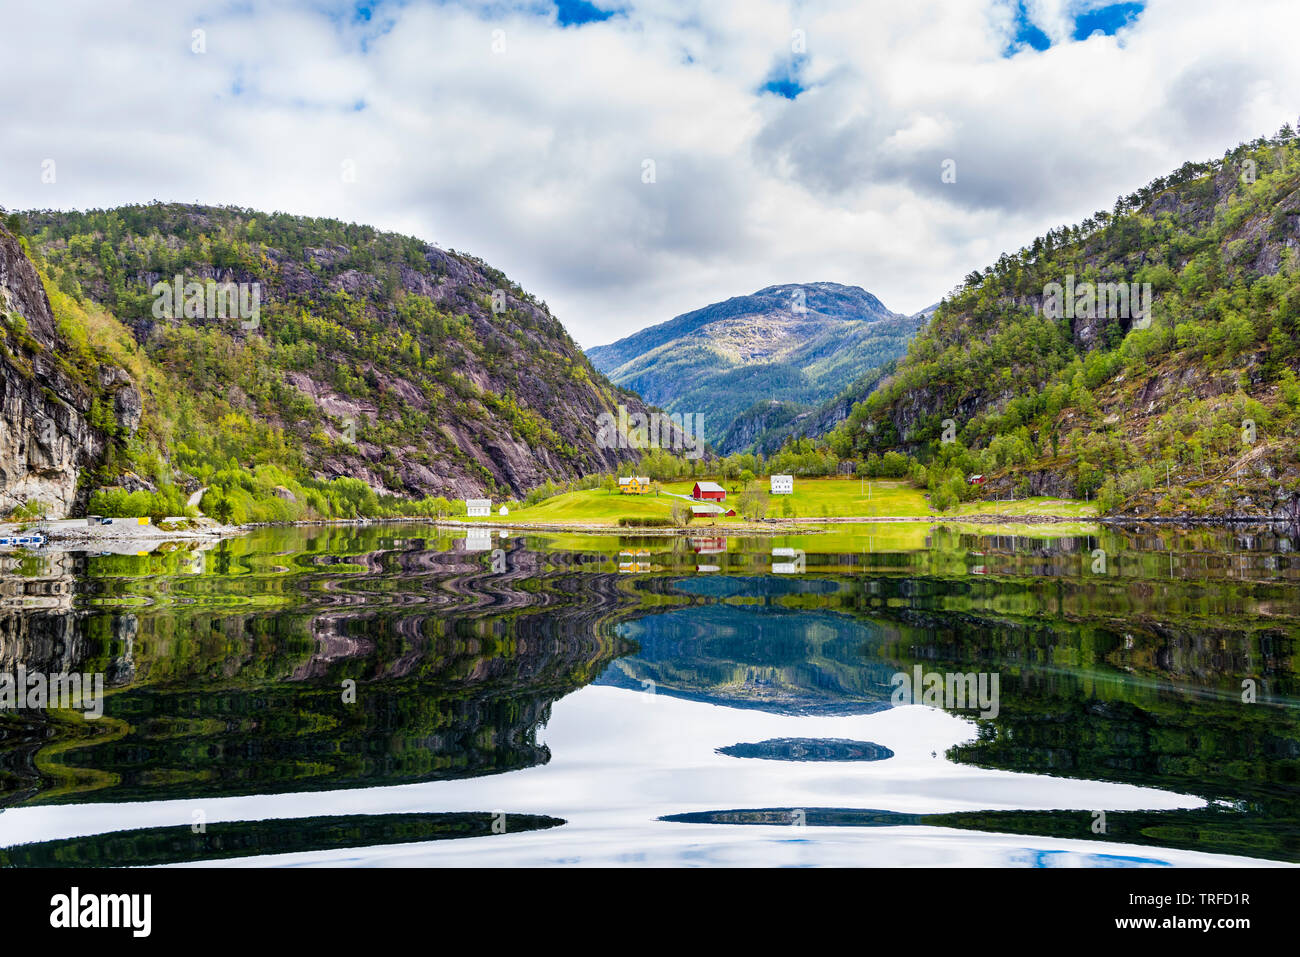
{"left": 466, "top": 498, "right": 492, "bottom": 517}
{"left": 770, "top": 474, "right": 794, "bottom": 494}
{"left": 690, "top": 536, "right": 727, "bottom": 554}
{"left": 619, "top": 476, "right": 652, "bottom": 494}
{"left": 618, "top": 550, "right": 651, "bottom": 573}
{"left": 690, "top": 503, "right": 736, "bottom": 518}
{"left": 771, "top": 546, "right": 806, "bottom": 575}
{"left": 968, "top": 474, "right": 986, "bottom": 486}
{"left": 692, "top": 481, "right": 726, "bottom": 501}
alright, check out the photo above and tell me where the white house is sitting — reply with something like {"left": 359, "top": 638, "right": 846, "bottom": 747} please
{"left": 771, "top": 546, "right": 805, "bottom": 574}
{"left": 770, "top": 474, "right": 794, "bottom": 494}
{"left": 466, "top": 498, "right": 492, "bottom": 517}
{"left": 498, "top": 505, "right": 510, "bottom": 516}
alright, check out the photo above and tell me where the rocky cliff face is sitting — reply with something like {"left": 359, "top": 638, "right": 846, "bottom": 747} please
{"left": 0, "top": 226, "right": 111, "bottom": 518}
{"left": 20, "top": 204, "right": 668, "bottom": 501}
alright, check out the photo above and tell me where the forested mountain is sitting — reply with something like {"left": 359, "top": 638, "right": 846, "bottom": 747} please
{"left": 2, "top": 203, "right": 660, "bottom": 520}
{"left": 715, "top": 362, "right": 899, "bottom": 457}
{"left": 587, "top": 282, "right": 923, "bottom": 450}
{"left": 820, "top": 126, "right": 1300, "bottom": 518}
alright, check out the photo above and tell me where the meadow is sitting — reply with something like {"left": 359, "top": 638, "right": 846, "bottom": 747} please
{"left": 475, "top": 477, "right": 1096, "bottom": 527}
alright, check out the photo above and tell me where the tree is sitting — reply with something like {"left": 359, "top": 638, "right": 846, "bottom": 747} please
{"left": 670, "top": 500, "right": 692, "bottom": 527}
{"left": 737, "top": 488, "right": 769, "bottom": 521}
{"left": 209, "top": 493, "right": 235, "bottom": 524}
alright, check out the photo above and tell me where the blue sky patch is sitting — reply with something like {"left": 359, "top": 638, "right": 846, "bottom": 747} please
{"left": 1008, "top": 2, "right": 1051, "bottom": 53}
{"left": 555, "top": 0, "right": 616, "bottom": 27}
{"left": 1073, "top": 2, "right": 1145, "bottom": 40}
{"left": 759, "top": 55, "right": 808, "bottom": 100}
{"left": 1005, "top": 1, "right": 1145, "bottom": 55}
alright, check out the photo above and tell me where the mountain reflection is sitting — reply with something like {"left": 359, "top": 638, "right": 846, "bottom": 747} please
{"left": 717, "top": 738, "right": 894, "bottom": 761}
{"left": 0, "top": 812, "right": 566, "bottom": 867}
{"left": 1, "top": 529, "right": 635, "bottom": 807}
{"left": 1, "top": 522, "right": 1298, "bottom": 865}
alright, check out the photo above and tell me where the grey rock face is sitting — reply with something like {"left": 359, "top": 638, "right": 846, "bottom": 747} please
{"left": 0, "top": 226, "right": 107, "bottom": 517}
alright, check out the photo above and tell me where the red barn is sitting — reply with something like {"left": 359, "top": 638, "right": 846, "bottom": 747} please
{"left": 692, "top": 481, "right": 726, "bottom": 502}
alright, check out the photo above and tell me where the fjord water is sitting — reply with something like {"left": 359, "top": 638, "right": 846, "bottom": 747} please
{"left": 1, "top": 523, "right": 1297, "bottom": 867}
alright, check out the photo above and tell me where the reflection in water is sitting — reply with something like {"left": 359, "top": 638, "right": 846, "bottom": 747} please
{"left": 1, "top": 530, "right": 633, "bottom": 807}
{"left": 659, "top": 806, "right": 1300, "bottom": 865}
{"left": 0, "top": 522, "right": 1298, "bottom": 865}
{"left": 0, "top": 812, "right": 565, "bottom": 867}
{"left": 716, "top": 738, "right": 894, "bottom": 762}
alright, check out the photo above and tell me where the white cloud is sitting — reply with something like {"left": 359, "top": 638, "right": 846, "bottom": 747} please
{"left": 1, "top": 0, "right": 1297, "bottom": 346}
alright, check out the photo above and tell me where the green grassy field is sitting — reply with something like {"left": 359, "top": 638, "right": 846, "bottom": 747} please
{"left": 468, "top": 477, "right": 1095, "bottom": 527}
{"left": 953, "top": 496, "right": 1098, "bottom": 518}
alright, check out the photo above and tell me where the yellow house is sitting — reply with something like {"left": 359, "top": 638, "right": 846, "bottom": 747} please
{"left": 618, "top": 476, "right": 651, "bottom": 495}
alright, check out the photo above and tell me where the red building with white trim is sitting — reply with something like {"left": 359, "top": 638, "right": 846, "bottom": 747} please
{"left": 692, "top": 481, "right": 726, "bottom": 502}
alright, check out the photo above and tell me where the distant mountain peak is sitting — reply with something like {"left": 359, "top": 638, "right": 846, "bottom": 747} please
{"left": 586, "top": 282, "right": 922, "bottom": 450}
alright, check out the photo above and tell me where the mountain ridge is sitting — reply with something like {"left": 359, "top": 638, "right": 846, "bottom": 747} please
{"left": 1, "top": 203, "right": 668, "bottom": 518}
{"left": 587, "top": 281, "right": 923, "bottom": 450}
{"left": 814, "top": 126, "right": 1300, "bottom": 518}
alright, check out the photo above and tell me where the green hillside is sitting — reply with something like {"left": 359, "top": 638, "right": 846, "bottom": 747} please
{"left": 814, "top": 126, "right": 1300, "bottom": 519}
{"left": 3, "top": 204, "right": 661, "bottom": 520}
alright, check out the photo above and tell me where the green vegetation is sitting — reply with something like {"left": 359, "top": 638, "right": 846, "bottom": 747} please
{"left": 11, "top": 202, "right": 642, "bottom": 520}
{"left": 6, "top": 499, "right": 47, "bottom": 522}
{"left": 474, "top": 476, "right": 1089, "bottom": 526}
{"left": 773, "top": 126, "right": 1300, "bottom": 517}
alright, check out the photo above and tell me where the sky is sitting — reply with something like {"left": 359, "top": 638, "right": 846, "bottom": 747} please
{"left": 1, "top": 0, "right": 1298, "bottom": 348}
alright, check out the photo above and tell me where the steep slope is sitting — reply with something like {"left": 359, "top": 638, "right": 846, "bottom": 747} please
{"left": 718, "top": 361, "right": 900, "bottom": 456}
{"left": 0, "top": 223, "right": 140, "bottom": 517}
{"left": 13, "top": 203, "right": 663, "bottom": 512}
{"left": 826, "top": 127, "right": 1300, "bottom": 518}
{"left": 587, "top": 282, "right": 921, "bottom": 448}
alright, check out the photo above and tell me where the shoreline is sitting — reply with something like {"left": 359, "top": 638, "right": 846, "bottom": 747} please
{"left": 245, "top": 511, "right": 1297, "bottom": 534}
{"left": 0, "top": 517, "right": 239, "bottom": 551}
{"left": 6, "top": 510, "right": 1296, "bottom": 551}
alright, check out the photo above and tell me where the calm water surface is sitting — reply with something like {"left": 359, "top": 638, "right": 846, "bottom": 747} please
{"left": 1, "top": 522, "right": 1298, "bottom": 867}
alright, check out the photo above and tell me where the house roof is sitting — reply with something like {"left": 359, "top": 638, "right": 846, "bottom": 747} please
{"left": 618, "top": 476, "right": 650, "bottom": 484}
{"left": 694, "top": 481, "right": 725, "bottom": 492}
{"left": 691, "top": 503, "right": 724, "bottom": 514}
{"left": 466, "top": 499, "right": 492, "bottom": 507}
{"left": 771, "top": 474, "right": 793, "bottom": 481}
